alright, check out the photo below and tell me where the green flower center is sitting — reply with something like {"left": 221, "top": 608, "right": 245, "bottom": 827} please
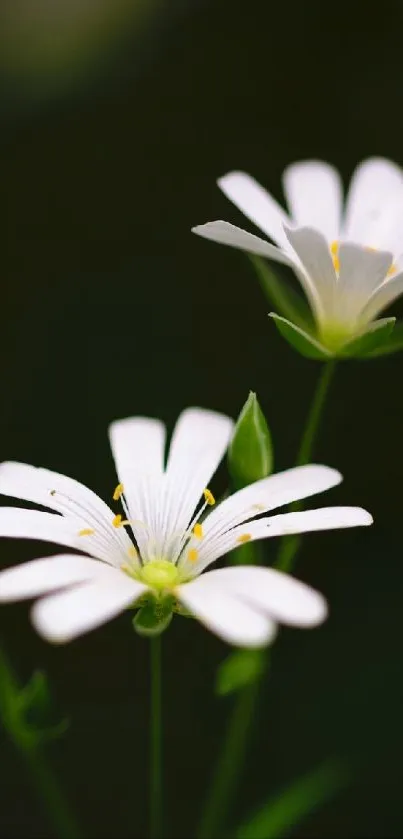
{"left": 138, "top": 559, "right": 180, "bottom": 591}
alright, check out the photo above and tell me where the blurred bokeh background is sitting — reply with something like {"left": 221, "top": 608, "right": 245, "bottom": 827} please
{"left": 0, "top": 0, "right": 402, "bottom": 836}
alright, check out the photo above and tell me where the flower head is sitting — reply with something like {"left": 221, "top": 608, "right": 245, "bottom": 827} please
{"left": 0, "top": 408, "right": 371, "bottom": 645}
{"left": 193, "top": 158, "right": 403, "bottom": 357}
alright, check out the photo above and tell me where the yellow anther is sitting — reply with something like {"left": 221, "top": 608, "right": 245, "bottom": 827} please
{"left": 112, "top": 514, "right": 131, "bottom": 528}
{"left": 113, "top": 483, "right": 124, "bottom": 501}
{"left": 78, "top": 528, "right": 95, "bottom": 537}
{"left": 252, "top": 503, "right": 264, "bottom": 512}
{"left": 387, "top": 263, "right": 397, "bottom": 277}
{"left": 128, "top": 545, "right": 138, "bottom": 559}
{"left": 188, "top": 548, "right": 199, "bottom": 563}
{"left": 120, "top": 564, "right": 130, "bottom": 573}
{"left": 203, "top": 488, "right": 215, "bottom": 506}
{"left": 193, "top": 523, "right": 203, "bottom": 539}
{"left": 330, "top": 240, "right": 340, "bottom": 273}
{"left": 237, "top": 533, "right": 252, "bottom": 544}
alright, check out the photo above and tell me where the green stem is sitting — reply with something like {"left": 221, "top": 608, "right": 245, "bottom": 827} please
{"left": 275, "top": 361, "right": 336, "bottom": 573}
{"left": 23, "top": 747, "right": 82, "bottom": 839}
{"left": 0, "top": 646, "right": 81, "bottom": 839}
{"left": 150, "top": 635, "right": 162, "bottom": 839}
{"left": 198, "top": 362, "right": 336, "bottom": 839}
{"left": 198, "top": 676, "right": 261, "bottom": 839}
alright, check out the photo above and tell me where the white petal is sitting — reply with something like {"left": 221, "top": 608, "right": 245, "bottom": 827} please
{"left": 31, "top": 572, "right": 147, "bottom": 643}
{"left": 283, "top": 161, "right": 343, "bottom": 242}
{"left": 0, "top": 507, "right": 96, "bottom": 553}
{"left": 218, "top": 171, "right": 292, "bottom": 249}
{"left": 0, "top": 461, "right": 132, "bottom": 560}
{"left": 0, "top": 554, "right": 108, "bottom": 601}
{"left": 159, "top": 408, "right": 234, "bottom": 559}
{"left": 191, "top": 221, "right": 294, "bottom": 266}
{"left": 343, "top": 157, "right": 403, "bottom": 252}
{"left": 195, "top": 465, "right": 342, "bottom": 549}
{"left": 108, "top": 417, "right": 166, "bottom": 556}
{"left": 190, "top": 506, "right": 372, "bottom": 574}
{"left": 177, "top": 575, "right": 277, "bottom": 647}
{"left": 196, "top": 567, "right": 327, "bottom": 627}
{"left": 284, "top": 226, "right": 337, "bottom": 324}
{"left": 359, "top": 270, "right": 403, "bottom": 323}
{"left": 336, "top": 243, "right": 393, "bottom": 323}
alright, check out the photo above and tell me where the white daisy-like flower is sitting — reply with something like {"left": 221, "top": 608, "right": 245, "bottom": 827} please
{"left": 193, "top": 158, "right": 403, "bottom": 354}
{"left": 0, "top": 408, "right": 372, "bottom": 646}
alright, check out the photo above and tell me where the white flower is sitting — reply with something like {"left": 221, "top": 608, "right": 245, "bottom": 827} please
{"left": 192, "top": 158, "right": 403, "bottom": 351}
{"left": 0, "top": 408, "right": 371, "bottom": 646}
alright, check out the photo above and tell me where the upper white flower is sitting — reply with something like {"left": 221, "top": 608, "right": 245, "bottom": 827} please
{"left": 0, "top": 408, "right": 372, "bottom": 645}
{"left": 192, "top": 158, "right": 403, "bottom": 350}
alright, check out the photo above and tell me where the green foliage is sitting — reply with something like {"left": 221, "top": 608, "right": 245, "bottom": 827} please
{"left": 235, "top": 757, "right": 351, "bottom": 838}
{"left": 216, "top": 649, "right": 264, "bottom": 696}
{"left": 0, "top": 652, "right": 67, "bottom": 749}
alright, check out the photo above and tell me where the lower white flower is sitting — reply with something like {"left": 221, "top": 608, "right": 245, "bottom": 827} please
{"left": 192, "top": 158, "right": 403, "bottom": 352}
{"left": 0, "top": 408, "right": 372, "bottom": 645}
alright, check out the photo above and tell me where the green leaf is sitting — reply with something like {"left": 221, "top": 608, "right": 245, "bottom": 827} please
{"left": 228, "top": 392, "right": 273, "bottom": 491}
{"left": 216, "top": 649, "right": 265, "bottom": 696}
{"left": 249, "top": 256, "right": 313, "bottom": 330}
{"left": 340, "top": 317, "right": 396, "bottom": 358}
{"left": 133, "top": 597, "right": 173, "bottom": 637}
{"left": 235, "top": 757, "right": 351, "bottom": 839}
{"left": 269, "top": 313, "right": 332, "bottom": 360}
{"left": 361, "top": 318, "right": 403, "bottom": 357}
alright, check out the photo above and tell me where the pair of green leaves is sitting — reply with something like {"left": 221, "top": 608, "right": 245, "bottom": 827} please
{"left": 0, "top": 650, "right": 67, "bottom": 750}
{"left": 252, "top": 254, "right": 403, "bottom": 360}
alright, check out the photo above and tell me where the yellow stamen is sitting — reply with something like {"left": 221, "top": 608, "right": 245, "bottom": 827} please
{"left": 188, "top": 548, "right": 198, "bottom": 563}
{"left": 193, "top": 523, "right": 203, "bottom": 539}
{"left": 78, "top": 528, "right": 95, "bottom": 537}
{"left": 387, "top": 263, "right": 397, "bottom": 277}
{"left": 330, "top": 240, "right": 340, "bottom": 273}
{"left": 113, "top": 483, "right": 124, "bottom": 501}
{"left": 252, "top": 503, "right": 264, "bottom": 512}
{"left": 203, "top": 488, "right": 215, "bottom": 506}
{"left": 120, "top": 564, "right": 130, "bottom": 573}
{"left": 128, "top": 545, "right": 138, "bottom": 559}
{"left": 237, "top": 533, "right": 252, "bottom": 544}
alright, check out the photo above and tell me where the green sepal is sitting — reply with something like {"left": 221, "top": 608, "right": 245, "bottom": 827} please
{"left": 339, "top": 317, "right": 396, "bottom": 358}
{"left": 360, "top": 318, "right": 403, "bottom": 358}
{"left": 269, "top": 313, "right": 332, "bottom": 360}
{"left": 250, "top": 256, "right": 313, "bottom": 331}
{"left": 133, "top": 596, "right": 174, "bottom": 637}
{"left": 228, "top": 392, "right": 273, "bottom": 491}
{"left": 216, "top": 649, "right": 264, "bottom": 696}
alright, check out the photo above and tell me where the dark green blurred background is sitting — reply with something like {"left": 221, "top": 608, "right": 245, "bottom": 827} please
{"left": 0, "top": 0, "right": 402, "bottom": 836}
